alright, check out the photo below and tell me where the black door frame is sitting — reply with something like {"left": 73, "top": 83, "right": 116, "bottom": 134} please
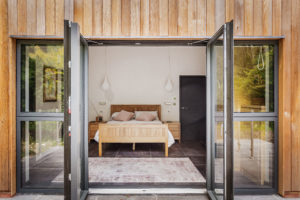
{"left": 206, "top": 21, "right": 234, "bottom": 200}
{"left": 64, "top": 20, "right": 89, "bottom": 200}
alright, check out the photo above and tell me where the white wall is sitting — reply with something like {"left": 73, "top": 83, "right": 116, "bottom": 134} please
{"left": 88, "top": 46, "right": 206, "bottom": 122}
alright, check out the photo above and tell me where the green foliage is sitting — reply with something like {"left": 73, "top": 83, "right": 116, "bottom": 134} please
{"left": 234, "top": 45, "right": 274, "bottom": 112}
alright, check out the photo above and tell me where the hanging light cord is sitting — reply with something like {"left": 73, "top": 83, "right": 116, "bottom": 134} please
{"left": 168, "top": 47, "right": 172, "bottom": 79}
{"left": 105, "top": 47, "right": 108, "bottom": 76}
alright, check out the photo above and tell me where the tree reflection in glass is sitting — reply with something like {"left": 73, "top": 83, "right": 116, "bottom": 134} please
{"left": 234, "top": 45, "right": 274, "bottom": 112}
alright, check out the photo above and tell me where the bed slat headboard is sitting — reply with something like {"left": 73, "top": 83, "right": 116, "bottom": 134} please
{"left": 110, "top": 104, "right": 161, "bottom": 120}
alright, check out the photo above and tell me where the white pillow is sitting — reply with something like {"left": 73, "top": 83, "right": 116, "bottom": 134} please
{"left": 135, "top": 111, "right": 159, "bottom": 120}
{"left": 111, "top": 112, "right": 120, "bottom": 120}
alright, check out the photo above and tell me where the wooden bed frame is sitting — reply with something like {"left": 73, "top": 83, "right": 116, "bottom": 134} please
{"left": 98, "top": 104, "right": 168, "bottom": 157}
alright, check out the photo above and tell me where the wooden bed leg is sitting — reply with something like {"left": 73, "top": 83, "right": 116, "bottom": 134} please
{"left": 132, "top": 143, "right": 135, "bottom": 151}
{"left": 165, "top": 142, "right": 168, "bottom": 157}
{"left": 99, "top": 142, "right": 102, "bottom": 157}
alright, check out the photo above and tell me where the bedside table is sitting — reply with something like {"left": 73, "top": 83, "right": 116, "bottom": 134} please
{"left": 164, "top": 121, "right": 181, "bottom": 143}
{"left": 89, "top": 121, "right": 106, "bottom": 142}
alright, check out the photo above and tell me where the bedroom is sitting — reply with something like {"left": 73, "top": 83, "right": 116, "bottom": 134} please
{"left": 87, "top": 44, "right": 207, "bottom": 188}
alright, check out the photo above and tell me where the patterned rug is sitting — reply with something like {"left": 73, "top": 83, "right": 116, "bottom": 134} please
{"left": 89, "top": 157, "right": 205, "bottom": 183}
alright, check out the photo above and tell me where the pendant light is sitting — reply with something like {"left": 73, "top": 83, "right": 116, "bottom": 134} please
{"left": 101, "top": 47, "right": 110, "bottom": 91}
{"left": 165, "top": 48, "right": 173, "bottom": 92}
{"left": 102, "top": 76, "right": 110, "bottom": 91}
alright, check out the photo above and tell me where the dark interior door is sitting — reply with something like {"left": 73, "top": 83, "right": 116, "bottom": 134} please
{"left": 180, "top": 76, "right": 206, "bottom": 142}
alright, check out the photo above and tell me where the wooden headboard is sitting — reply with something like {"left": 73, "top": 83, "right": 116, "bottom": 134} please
{"left": 110, "top": 104, "right": 161, "bottom": 120}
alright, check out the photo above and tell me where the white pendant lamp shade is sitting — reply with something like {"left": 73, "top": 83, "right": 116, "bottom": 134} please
{"left": 101, "top": 75, "right": 110, "bottom": 91}
{"left": 165, "top": 78, "right": 173, "bottom": 92}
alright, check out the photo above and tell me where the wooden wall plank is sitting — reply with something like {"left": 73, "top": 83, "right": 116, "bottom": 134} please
{"left": 278, "top": 0, "right": 292, "bottom": 195}
{"left": 196, "top": 0, "right": 206, "bottom": 36}
{"left": 121, "top": 0, "right": 131, "bottom": 36}
{"left": 0, "top": 0, "right": 9, "bottom": 192}
{"left": 215, "top": 0, "right": 225, "bottom": 30}
{"left": 226, "top": 0, "right": 235, "bottom": 21}
{"left": 187, "top": 0, "right": 196, "bottom": 36}
{"left": 64, "top": 0, "right": 74, "bottom": 21}
{"left": 37, "top": 0, "right": 46, "bottom": 35}
{"left": 206, "top": 0, "right": 215, "bottom": 35}
{"left": 17, "top": 0, "right": 27, "bottom": 35}
{"left": 253, "top": 0, "right": 263, "bottom": 35}
{"left": 244, "top": 0, "right": 253, "bottom": 36}
{"left": 8, "top": 38, "right": 16, "bottom": 196}
{"left": 55, "top": 0, "right": 64, "bottom": 36}
{"left": 149, "top": 0, "right": 159, "bottom": 36}
{"left": 159, "top": 0, "right": 168, "bottom": 36}
{"left": 27, "top": 0, "right": 37, "bottom": 35}
{"left": 103, "top": 0, "right": 112, "bottom": 36}
{"left": 178, "top": 0, "right": 188, "bottom": 36}
{"left": 74, "top": 0, "right": 83, "bottom": 30}
{"left": 140, "top": 0, "right": 150, "bottom": 36}
{"left": 168, "top": 0, "right": 178, "bottom": 36}
{"left": 272, "top": 0, "right": 281, "bottom": 35}
{"left": 112, "top": 0, "right": 121, "bottom": 36}
{"left": 131, "top": 0, "right": 141, "bottom": 36}
{"left": 83, "top": 0, "right": 93, "bottom": 35}
{"left": 45, "top": 0, "right": 56, "bottom": 35}
{"left": 93, "top": 0, "right": 103, "bottom": 36}
{"left": 262, "top": 0, "right": 272, "bottom": 36}
{"left": 8, "top": 0, "right": 17, "bottom": 35}
{"left": 234, "top": 0, "right": 244, "bottom": 35}
{"left": 291, "top": 0, "right": 300, "bottom": 191}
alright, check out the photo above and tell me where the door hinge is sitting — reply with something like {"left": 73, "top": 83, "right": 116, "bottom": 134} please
{"left": 68, "top": 173, "right": 71, "bottom": 181}
{"left": 68, "top": 21, "right": 72, "bottom": 28}
{"left": 68, "top": 126, "right": 71, "bottom": 132}
{"left": 68, "top": 61, "right": 71, "bottom": 68}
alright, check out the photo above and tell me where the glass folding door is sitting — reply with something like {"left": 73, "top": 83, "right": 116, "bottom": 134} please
{"left": 64, "top": 20, "right": 89, "bottom": 200}
{"left": 206, "top": 21, "right": 234, "bottom": 200}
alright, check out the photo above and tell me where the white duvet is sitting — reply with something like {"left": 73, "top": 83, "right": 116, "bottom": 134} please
{"left": 93, "top": 120, "right": 175, "bottom": 147}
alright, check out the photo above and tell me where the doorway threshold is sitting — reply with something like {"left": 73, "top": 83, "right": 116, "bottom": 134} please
{"left": 89, "top": 188, "right": 207, "bottom": 195}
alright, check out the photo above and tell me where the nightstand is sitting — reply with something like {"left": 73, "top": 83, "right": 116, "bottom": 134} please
{"left": 89, "top": 121, "right": 106, "bottom": 142}
{"left": 164, "top": 121, "right": 181, "bottom": 143}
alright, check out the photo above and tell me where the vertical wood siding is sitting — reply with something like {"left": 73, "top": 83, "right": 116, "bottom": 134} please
{"left": 0, "top": 0, "right": 9, "bottom": 193}
{"left": 2, "top": 0, "right": 300, "bottom": 197}
{"left": 291, "top": 0, "right": 300, "bottom": 192}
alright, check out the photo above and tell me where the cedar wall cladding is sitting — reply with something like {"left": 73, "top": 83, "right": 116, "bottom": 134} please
{"left": 1, "top": 0, "right": 300, "bottom": 197}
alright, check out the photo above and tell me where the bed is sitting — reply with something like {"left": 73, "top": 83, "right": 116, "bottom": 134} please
{"left": 96, "top": 105, "right": 173, "bottom": 157}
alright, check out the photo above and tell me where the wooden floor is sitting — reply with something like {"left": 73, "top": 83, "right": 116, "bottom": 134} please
{"left": 88, "top": 140, "right": 207, "bottom": 179}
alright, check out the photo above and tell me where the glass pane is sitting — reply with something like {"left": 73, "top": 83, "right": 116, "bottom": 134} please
{"left": 20, "top": 121, "right": 64, "bottom": 189}
{"left": 216, "top": 46, "right": 224, "bottom": 112}
{"left": 234, "top": 121, "right": 274, "bottom": 188}
{"left": 20, "top": 44, "right": 64, "bottom": 113}
{"left": 234, "top": 45, "right": 274, "bottom": 112}
{"left": 214, "top": 121, "right": 224, "bottom": 185}
{"left": 211, "top": 38, "right": 224, "bottom": 198}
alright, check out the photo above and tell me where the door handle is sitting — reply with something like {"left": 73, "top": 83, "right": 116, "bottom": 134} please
{"left": 181, "top": 107, "right": 189, "bottom": 110}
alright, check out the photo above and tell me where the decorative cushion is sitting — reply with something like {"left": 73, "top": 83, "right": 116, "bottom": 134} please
{"left": 135, "top": 112, "right": 156, "bottom": 121}
{"left": 112, "top": 110, "right": 134, "bottom": 121}
{"left": 135, "top": 111, "right": 159, "bottom": 120}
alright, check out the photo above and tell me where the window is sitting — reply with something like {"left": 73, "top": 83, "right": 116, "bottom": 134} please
{"left": 20, "top": 43, "right": 64, "bottom": 113}
{"left": 234, "top": 44, "right": 275, "bottom": 113}
{"left": 17, "top": 41, "right": 64, "bottom": 192}
{"left": 233, "top": 42, "right": 278, "bottom": 192}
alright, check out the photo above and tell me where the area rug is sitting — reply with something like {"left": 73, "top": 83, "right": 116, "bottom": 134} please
{"left": 89, "top": 157, "right": 205, "bottom": 183}
{"left": 53, "top": 157, "right": 205, "bottom": 183}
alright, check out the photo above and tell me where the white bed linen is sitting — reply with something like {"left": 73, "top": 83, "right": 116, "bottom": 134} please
{"left": 93, "top": 120, "right": 175, "bottom": 147}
